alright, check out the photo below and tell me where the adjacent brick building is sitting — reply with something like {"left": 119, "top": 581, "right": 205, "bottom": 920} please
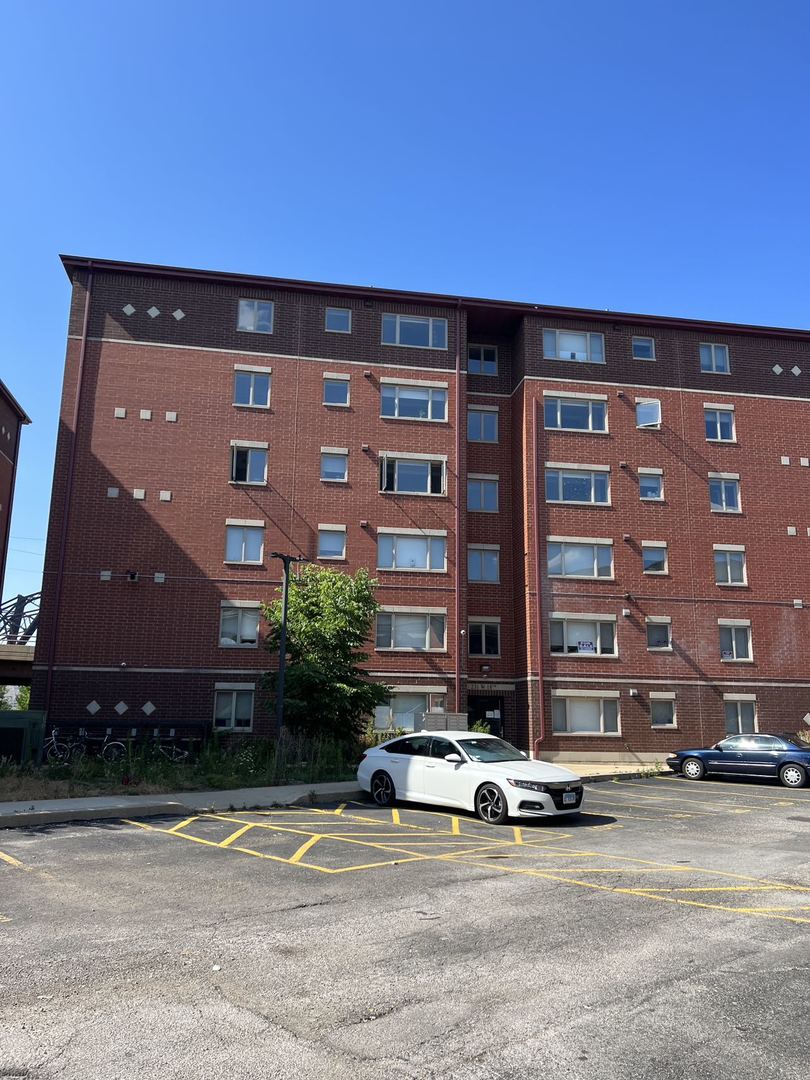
{"left": 0, "top": 379, "right": 30, "bottom": 600}
{"left": 30, "top": 256, "right": 810, "bottom": 759}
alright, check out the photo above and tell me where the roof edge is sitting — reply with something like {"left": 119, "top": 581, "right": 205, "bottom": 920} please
{"left": 0, "top": 380, "right": 31, "bottom": 424}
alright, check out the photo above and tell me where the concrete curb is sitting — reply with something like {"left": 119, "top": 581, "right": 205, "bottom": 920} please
{"left": 0, "top": 801, "right": 189, "bottom": 830}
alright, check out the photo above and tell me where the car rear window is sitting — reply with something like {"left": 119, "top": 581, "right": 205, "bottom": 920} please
{"left": 383, "top": 737, "right": 431, "bottom": 756}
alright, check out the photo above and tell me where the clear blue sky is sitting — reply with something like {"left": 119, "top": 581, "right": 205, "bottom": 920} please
{"left": 3, "top": 0, "right": 810, "bottom": 601}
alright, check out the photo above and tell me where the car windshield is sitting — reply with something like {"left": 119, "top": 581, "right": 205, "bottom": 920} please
{"left": 457, "top": 737, "right": 524, "bottom": 762}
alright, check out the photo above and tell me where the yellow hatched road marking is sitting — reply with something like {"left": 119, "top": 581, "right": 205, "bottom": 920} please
{"left": 653, "top": 776, "right": 805, "bottom": 803}
{"left": 512, "top": 827, "right": 523, "bottom": 845}
{"left": 289, "top": 835, "right": 322, "bottom": 864}
{"left": 0, "top": 850, "right": 30, "bottom": 871}
{"left": 607, "top": 781, "right": 773, "bottom": 812}
{"left": 218, "top": 824, "right": 256, "bottom": 848}
{"left": 334, "top": 803, "right": 347, "bottom": 815}
{"left": 451, "top": 817, "right": 461, "bottom": 835}
{"left": 391, "top": 809, "right": 401, "bottom": 825}
{"left": 166, "top": 817, "right": 199, "bottom": 834}
{"left": 587, "top": 792, "right": 731, "bottom": 817}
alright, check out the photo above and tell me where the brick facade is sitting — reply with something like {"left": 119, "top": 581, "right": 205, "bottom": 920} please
{"left": 30, "top": 257, "right": 810, "bottom": 756}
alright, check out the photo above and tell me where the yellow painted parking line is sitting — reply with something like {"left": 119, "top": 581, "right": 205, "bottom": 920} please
{"left": 512, "top": 827, "right": 523, "bottom": 845}
{"left": 0, "top": 849, "right": 31, "bottom": 871}
{"left": 166, "top": 816, "right": 199, "bottom": 834}
{"left": 608, "top": 781, "right": 778, "bottom": 812}
{"left": 653, "top": 776, "right": 807, "bottom": 802}
{"left": 391, "top": 809, "right": 401, "bottom": 825}
{"left": 218, "top": 824, "right": 256, "bottom": 848}
{"left": 451, "top": 816, "right": 461, "bottom": 835}
{"left": 587, "top": 792, "right": 729, "bottom": 817}
{"left": 334, "top": 803, "right": 347, "bottom": 816}
{"left": 289, "top": 835, "right": 323, "bottom": 864}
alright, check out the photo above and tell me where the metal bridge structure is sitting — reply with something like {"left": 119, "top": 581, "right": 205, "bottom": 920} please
{"left": 0, "top": 591, "right": 39, "bottom": 684}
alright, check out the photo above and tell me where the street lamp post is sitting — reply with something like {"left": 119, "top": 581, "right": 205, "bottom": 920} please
{"left": 270, "top": 552, "right": 308, "bottom": 731}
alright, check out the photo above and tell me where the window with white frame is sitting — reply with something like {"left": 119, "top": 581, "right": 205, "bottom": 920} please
{"left": 543, "top": 329, "right": 604, "bottom": 364}
{"left": 550, "top": 614, "right": 616, "bottom": 656}
{"left": 225, "top": 523, "right": 264, "bottom": 564}
{"left": 376, "top": 611, "right": 446, "bottom": 651}
{"left": 714, "top": 545, "right": 746, "bottom": 585}
{"left": 636, "top": 398, "right": 662, "bottom": 429}
{"left": 230, "top": 443, "right": 268, "bottom": 485}
{"left": 724, "top": 697, "right": 757, "bottom": 734}
{"left": 382, "top": 314, "right": 447, "bottom": 349}
{"left": 544, "top": 394, "right": 608, "bottom": 432}
{"left": 545, "top": 464, "right": 609, "bottom": 505}
{"left": 633, "top": 336, "right": 656, "bottom": 360}
{"left": 377, "top": 531, "right": 446, "bottom": 572}
{"left": 380, "top": 454, "right": 446, "bottom": 495}
{"left": 233, "top": 368, "right": 271, "bottom": 408}
{"left": 468, "top": 345, "right": 498, "bottom": 375}
{"left": 219, "top": 603, "right": 260, "bottom": 648}
{"left": 323, "top": 376, "right": 350, "bottom": 406}
{"left": 468, "top": 545, "right": 500, "bottom": 583}
{"left": 719, "top": 621, "right": 752, "bottom": 661}
{"left": 321, "top": 449, "right": 348, "bottom": 482}
{"left": 469, "top": 619, "right": 500, "bottom": 656}
{"left": 237, "top": 299, "right": 274, "bottom": 334}
{"left": 468, "top": 408, "right": 498, "bottom": 443}
{"left": 704, "top": 406, "right": 735, "bottom": 441}
{"left": 642, "top": 542, "right": 668, "bottom": 574}
{"left": 650, "top": 695, "right": 676, "bottom": 727}
{"left": 317, "top": 526, "right": 346, "bottom": 560}
{"left": 709, "top": 474, "right": 740, "bottom": 512}
{"left": 381, "top": 382, "right": 447, "bottom": 421}
{"left": 552, "top": 693, "right": 620, "bottom": 734}
{"left": 374, "top": 690, "right": 447, "bottom": 732}
{"left": 646, "top": 617, "right": 672, "bottom": 650}
{"left": 639, "top": 468, "right": 663, "bottom": 500}
{"left": 547, "top": 539, "right": 613, "bottom": 579}
{"left": 467, "top": 475, "right": 499, "bottom": 512}
{"left": 700, "top": 343, "right": 730, "bottom": 373}
{"left": 213, "top": 686, "right": 254, "bottom": 731}
{"left": 325, "top": 307, "right": 351, "bottom": 333}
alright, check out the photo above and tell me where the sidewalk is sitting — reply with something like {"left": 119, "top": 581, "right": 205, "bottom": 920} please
{"left": 0, "top": 763, "right": 664, "bottom": 830}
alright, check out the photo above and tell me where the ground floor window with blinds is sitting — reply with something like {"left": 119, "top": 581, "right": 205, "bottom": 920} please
{"left": 552, "top": 696, "right": 619, "bottom": 734}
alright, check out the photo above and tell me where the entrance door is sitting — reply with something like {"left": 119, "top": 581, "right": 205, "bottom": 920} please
{"left": 467, "top": 696, "right": 504, "bottom": 737}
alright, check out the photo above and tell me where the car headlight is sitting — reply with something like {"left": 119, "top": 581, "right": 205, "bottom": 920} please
{"left": 506, "top": 779, "right": 548, "bottom": 792}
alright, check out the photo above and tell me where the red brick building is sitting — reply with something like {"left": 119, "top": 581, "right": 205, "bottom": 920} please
{"left": 31, "top": 256, "right": 810, "bottom": 759}
{"left": 0, "top": 379, "right": 30, "bottom": 600}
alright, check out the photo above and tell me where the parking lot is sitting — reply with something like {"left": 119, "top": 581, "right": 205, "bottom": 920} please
{"left": 1, "top": 775, "right": 809, "bottom": 1079}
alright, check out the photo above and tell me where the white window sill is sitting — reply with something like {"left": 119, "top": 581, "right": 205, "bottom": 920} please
{"left": 229, "top": 481, "right": 268, "bottom": 488}
{"left": 636, "top": 426, "right": 662, "bottom": 432}
{"left": 716, "top": 581, "right": 748, "bottom": 588}
{"left": 377, "top": 567, "right": 448, "bottom": 574}
{"left": 219, "top": 643, "right": 260, "bottom": 650}
{"left": 468, "top": 439, "right": 499, "bottom": 446}
{"left": 548, "top": 574, "right": 615, "bottom": 582}
{"left": 546, "top": 500, "right": 612, "bottom": 508}
{"left": 375, "top": 648, "right": 448, "bottom": 654}
{"left": 321, "top": 478, "right": 348, "bottom": 484}
{"left": 323, "top": 402, "right": 351, "bottom": 408}
{"left": 380, "top": 491, "right": 447, "bottom": 498}
{"left": 318, "top": 556, "right": 347, "bottom": 562}
{"left": 233, "top": 403, "right": 271, "bottom": 410}
{"left": 721, "top": 658, "right": 754, "bottom": 664}
{"left": 325, "top": 328, "right": 351, "bottom": 335}
{"left": 553, "top": 731, "right": 622, "bottom": 738}
{"left": 469, "top": 508, "right": 500, "bottom": 514}
{"left": 640, "top": 497, "right": 665, "bottom": 503}
{"left": 544, "top": 356, "right": 606, "bottom": 365}
{"left": 223, "top": 561, "right": 264, "bottom": 567}
{"left": 701, "top": 369, "right": 731, "bottom": 375}
{"left": 467, "top": 371, "right": 499, "bottom": 377}
{"left": 468, "top": 580, "right": 501, "bottom": 585}
{"left": 381, "top": 415, "right": 448, "bottom": 424}
{"left": 214, "top": 725, "right": 254, "bottom": 732}
{"left": 651, "top": 724, "right": 679, "bottom": 730}
{"left": 647, "top": 647, "right": 673, "bottom": 653}
{"left": 470, "top": 654, "right": 501, "bottom": 660}
{"left": 643, "top": 571, "right": 669, "bottom": 577}
{"left": 382, "top": 342, "right": 448, "bottom": 352}
{"left": 551, "top": 653, "right": 620, "bottom": 660}
{"left": 546, "top": 427, "right": 610, "bottom": 436}
{"left": 711, "top": 508, "right": 742, "bottom": 514}
{"left": 706, "top": 438, "right": 737, "bottom": 444}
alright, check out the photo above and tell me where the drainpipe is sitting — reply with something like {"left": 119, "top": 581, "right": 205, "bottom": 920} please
{"left": 531, "top": 396, "right": 546, "bottom": 757}
{"left": 454, "top": 300, "right": 463, "bottom": 713}
{"left": 44, "top": 268, "right": 93, "bottom": 716}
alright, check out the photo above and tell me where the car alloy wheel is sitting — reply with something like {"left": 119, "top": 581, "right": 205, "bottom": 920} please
{"left": 779, "top": 763, "right": 807, "bottom": 788}
{"left": 476, "top": 783, "right": 508, "bottom": 825}
{"left": 682, "top": 757, "right": 705, "bottom": 781}
{"left": 371, "top": 771, "right": 395, "bottom": 807}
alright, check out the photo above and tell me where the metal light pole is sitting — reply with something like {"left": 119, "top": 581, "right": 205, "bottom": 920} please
{"left": 270, "top": 552, "right": 308, "bottom": 731}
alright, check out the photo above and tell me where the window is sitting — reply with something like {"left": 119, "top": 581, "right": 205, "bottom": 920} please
{"left": 233, "top": 369, "right": 271, "bottom": 408}
{"left": 382, "top": 314, "right": 447, "bottom": 349}
{"left": 552, "top": 695, "right": 620, "bottom": 734}
{"left": 237, "top": 299, "right": 273, "bottom": 334}
{"left": 709, "top": 475, "right": 740, "bottom": 512}
{"left": 381, "top": 383, "right": 447, "bottom": 421}
{"left": 325, "top": 307, "right": 351, "bottom": 333}
{"left": 544, "top": 395, "right": 607, "bottom": 433}
{"left": 543, "top": 329, "right": 604, "bottom": 364}
{"left": 468, "top": 475, "right": 499, "bottom": 512}
{"left": 639, "top": 469, "right": 663, "bottom": 500}
{"left": 317, "top": 526, "right": 346, "bottom": 560}
{"left": 632, "top": 336, "right": 655, "bottom": 360}
{"left": 719, "top": 622, "right": 752, "bottom": 661}
{"left": 225, "top": 524, "right": 264, "bottom": 564}
{"left": 646, "top": 618, "right": 672, "bottom": 650}
{"left": 377, "top": 532, "right": 446, "bottom": 572}
{"left": 468, "top": 408, "right": 498, "bottom": 442}
{"left": 651, "top": 697, "right": 676, "bottom": 727}
{"left": 230, "top": 444, "right": 268, "bottom": 485}
{"left": 468, "top": 546, "right": 500, "bottom": 582}
{"left": 705, "top": 407, "right": 735, "bottom": 442}
{"left": 714, "top": 546, "right": 746, "bottom": 585}
{"left": 468, "top": 345, "right": 497, "bottom": 375}
{"left": 321, "top": 450, "right": 348, "bottom": 483}
{"left": 642, "top": 542, "right": 668, "bottom": 574}
{"left": 323, "top": 378, "right": 350, "bottom": 406}
{"left": 214, "top": 687, "right": 254, "bottom": 730}
{"left": 219, "top": 605, "right": 260, "bottom": 648}
{"left": 374, "top": 692, "right": 446, "bottom": 732}
{"left": 376, "top": 612, "right": 446, "bottom": 651}
{"left": 547, "top": 539, "right": 613, "bottom": 579}
{"left": 700, "top": 343, "right": 730, "bottom": 374}
{"left": 550, "top": 615, "right": 616, "bottom": 656}
{"left": 380, "top": 455, "right": 446, "bottom": 495}
{"left": 724, "top": 698, "right": 757, "bottom": 734}
{"left": 469, "top": 620, "right": 500, "bottom": 656}
{"left": 545, "top": 466, "right": 609, "bottom": 505}
{"left": 636, "top": 399, "right": 662, "bottom": 429}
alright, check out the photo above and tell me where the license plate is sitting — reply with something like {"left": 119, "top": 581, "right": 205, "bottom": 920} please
{"left": 562, "top": 792, "right": 578, "bottom": 805}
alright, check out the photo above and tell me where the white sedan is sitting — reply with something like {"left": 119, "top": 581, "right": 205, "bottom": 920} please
{"left": 357, "top": 730, "right": 584, "bottom": 824}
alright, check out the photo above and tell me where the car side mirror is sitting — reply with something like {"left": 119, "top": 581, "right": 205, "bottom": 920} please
{"left": 444, "top": 753, "right": 463, "bottom": 764}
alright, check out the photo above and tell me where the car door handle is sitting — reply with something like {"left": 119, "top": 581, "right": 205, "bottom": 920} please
{"left": 425, "top": 763, "right": 436, "bottom": 769}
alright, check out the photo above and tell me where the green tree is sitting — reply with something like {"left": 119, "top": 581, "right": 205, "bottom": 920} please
{"left": 0, "top": 685, "right": 11, "bottom": 710}
{"left": 15, "top": 685, "right": 30, "bottom": 711}
{"left": 262, "top": 566, "right": 389, "bottom": 740}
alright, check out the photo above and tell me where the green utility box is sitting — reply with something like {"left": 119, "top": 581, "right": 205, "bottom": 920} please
{"left": 0, "top": 711, "right": 46, "bottom": 765}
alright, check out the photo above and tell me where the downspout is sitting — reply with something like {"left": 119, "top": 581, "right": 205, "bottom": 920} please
{"left": 44, "top": 268, "right": 93, "bottom": 716}
{"left": 532, "top": 396, "right": 546, "bottom": 757}
{"left": 454, "top": 300, "right": 463, "bottom": 713}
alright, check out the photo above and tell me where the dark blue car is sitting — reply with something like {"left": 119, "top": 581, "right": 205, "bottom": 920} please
{"left": 667, "top": 733, "right": 810, "bottom": 788}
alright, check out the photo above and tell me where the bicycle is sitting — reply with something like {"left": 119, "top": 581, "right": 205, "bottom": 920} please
{"left": 43, "top": 727, "right": 127, "bottom": 765}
